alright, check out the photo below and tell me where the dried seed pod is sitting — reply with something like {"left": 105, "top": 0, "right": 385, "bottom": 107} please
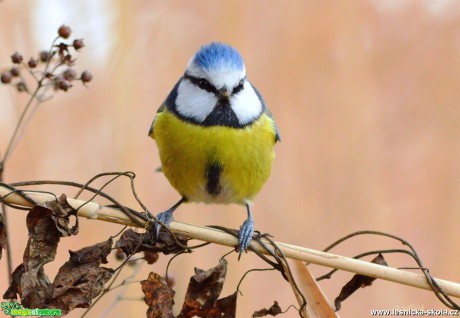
{"left": 144, "top": 251, "right": 159, "bottom": 264}
{"left": 1, "top": 72, "right": 12, "bottom": 84}
{"left": 57, "top": 80, "right": 71, "bottom": 91}
{"left": 28, "top": 57, "right": 38, "bottom": 68}
{"left": 73, "top": 39, "right": 85, "bottom": 50}
{"left": 115, "top": 248, "right": 126, "bottom": 261}
{"left": 39, "top": 50, "right": 50, "bottom": 62}
{"left": 11, "top": 52, "right": 23, "bottom": 64}
{"left": 80, "top": 70, "right": 93, "bottom": 83}
{"left": 10, "top": 67, "right": 20, "bottom": 77}
{"left": 58, "top": 25, "right": 72, "bottom": 39}
{"left": 16, "top": 81, "right": 28, "bottom": 92}
{"left": 53, "top": 76, "right": 64, "bottom": 90}
{"left": 63, "top": 68, "right": 78, "bottom": 81}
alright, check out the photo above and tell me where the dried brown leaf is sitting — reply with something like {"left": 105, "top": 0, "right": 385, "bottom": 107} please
{"left": 20, "top": 204, "right": 62, "bottom": 308}
{"left": 24, "top": 205, "right": 61, "bottom": 267}
{"left": 141, "top": 272, "right": 175, "bottom": 318}
{"left": 335, "top": 254, "right": 388, "bottom": 311}
{"left": 3, "top": 196, "right": 78, "bottom": 305}
{"left": 48, "top": 239, "right": 115, "bottom": 315}
{"left": 205, "top": 292, "right": 237, "bottom": 318}
{"left": 50, "top": 263, "right": 113, "bottom": 314}
{"left": 3, "top": 264, "right": 25, "bottom": 299}
{"left": 178, "top": 258, "right": 235, "bottom": 318}
{"left": 116, "top": 228, "right": 188, "bottom": 257}
{"left": 45, "top": 193, "right": 79, "bottom": 236}
{"left": 69, "top": 238, "right": 112, "bottom": 264}
{"left": 252, "top": 301, "right": 283, "bottom": 317}
{"left": 21, "top": 270, "right": 53, "bottom": 308}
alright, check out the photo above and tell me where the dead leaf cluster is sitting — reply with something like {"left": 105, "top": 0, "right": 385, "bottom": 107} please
{"left": 3, "top": 195, "right": 113, "bottom": 315}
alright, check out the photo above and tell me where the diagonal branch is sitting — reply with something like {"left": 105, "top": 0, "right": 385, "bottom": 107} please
{"left": 1, "top": 184, "right": 460, "bottom": 299}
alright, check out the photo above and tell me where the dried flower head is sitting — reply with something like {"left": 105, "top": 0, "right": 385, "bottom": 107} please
{"left": 1, "top": 72, "right": 12, "bottom": 84}
{"left": 28, "top": 57, "right": 38, "bottom": 69}
{"left": 80, "top": 71, "right": 93, "bottom": 83}
{"left": 39, "top": 50, "right": 50, "bottom": 62}
{"left": 144, "top": 251, "right": 159, "bottom": 264}
{"left": 73, "top": 39, "right": 85, "bottom": 51}
{"left": 58, "top": 25, "right": 72, "bottom": 39}
{"left": 10, "top": 67, "right": 20, "bottom": 77}
{"left": 63, "top": 68, "right": 78, "bottom": 81}
{"left": 54, "top": 77, "right": 71, "bottom": 91}
{"left": 2, "top": 25, "right": 91, "bottom": 97}
{"left": 16, "top": 81, "right": 28, "bottom": 92}
{"left": 11, "top": 52, "right": 23, "bottom": 64}
{"left": 115, "top": 248, "right": 125, "bottom": 261}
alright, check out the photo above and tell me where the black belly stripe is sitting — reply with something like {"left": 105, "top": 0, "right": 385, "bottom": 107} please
{"left": 205, "top": 162, "right": 222, "bottom": 196}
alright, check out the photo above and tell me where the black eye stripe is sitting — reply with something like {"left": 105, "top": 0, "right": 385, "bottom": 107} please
{"left": 184, "top": 73, "right": 246, "bottom": 96}
{"left": 232, "top": 79, "right": 245, "bottom": 94}
{"left": 183, "top": 73, "right": 216, "bottom": 94}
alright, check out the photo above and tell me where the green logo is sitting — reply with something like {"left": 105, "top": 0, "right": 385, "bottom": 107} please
{"left": 1, "top": 301, "right": 61, "bottom": 317}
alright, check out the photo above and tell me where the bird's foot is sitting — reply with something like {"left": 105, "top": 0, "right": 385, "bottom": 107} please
{"left": 238, "top": 217, "right": 254, "bottom": 257}
{"left": 154, "top": 210, "right": 174, "bottom": 239}
{"left": 151, "top": 197, "right": 186, "bottom": 241}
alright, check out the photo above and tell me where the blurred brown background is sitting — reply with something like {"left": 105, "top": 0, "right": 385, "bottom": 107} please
{"left": 1, "top": 1, "right": 460, "bottom": 317}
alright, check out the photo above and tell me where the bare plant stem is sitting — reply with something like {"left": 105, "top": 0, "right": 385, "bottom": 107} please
{"left": 1, "top": 36, "right": 59, "bottom": 167}
{"left": 1, "top": 69, "right": 50, "bottom": 164}
{"left": 0, "top": 42, "right": 59, "bottom": 288}
{"left": 99, "top": 261, "right": 144, "bottom": 318}
{"left": 0, "top": 202, "right": 12, "bottom": 284}
{"left": 80, "top": 261, "right": 143, "bottom": 318}
{"left": 1, "top": 184, "right": 460, "bottom": 300}
{"left": 0, "top": 83, "right": 43, "bottom": 284}
{"left": 1, "top": 32, "right": 93, "bottom": 318}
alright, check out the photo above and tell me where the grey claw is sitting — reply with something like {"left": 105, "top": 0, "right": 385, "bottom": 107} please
{"left": 154, "top": 210, "right": 174, "bottom": 239}
{"left": 238, "top": 218, "right": 254, "bottom": 255}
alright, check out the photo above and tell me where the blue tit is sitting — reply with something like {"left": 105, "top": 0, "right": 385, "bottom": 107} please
{"left": 148, "top": 42, "right": 280, "bottom": 254}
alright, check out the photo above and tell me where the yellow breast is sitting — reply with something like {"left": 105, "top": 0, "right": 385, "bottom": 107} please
{"left": 151, "top": 109, "right": 276, "bottom": 204}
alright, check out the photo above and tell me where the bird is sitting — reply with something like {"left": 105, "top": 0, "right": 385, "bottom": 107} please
{"left": 148, "top": 42, "right": 280, "bottom": 255}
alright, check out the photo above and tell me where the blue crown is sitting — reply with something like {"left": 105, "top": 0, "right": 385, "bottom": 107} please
{"left": 193, "top": 42, "right": 244, "bottom": 71}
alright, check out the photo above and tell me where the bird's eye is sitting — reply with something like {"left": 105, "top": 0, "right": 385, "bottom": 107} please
{"left": 232, "top": 79, "right": 245, "bottom": 94}
{"left": 198, "top": 78, "right": 211, "bottom": 90}
{"left": 184, "top": 74, "right": 216, "bottom": 93}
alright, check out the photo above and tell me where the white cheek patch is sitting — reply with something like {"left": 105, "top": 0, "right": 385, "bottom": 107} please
{"left": 176, "top": 80, "right": 217, "bottom": 121}
{"left": 230, "top": 82, "right": 263, "bottom": 125}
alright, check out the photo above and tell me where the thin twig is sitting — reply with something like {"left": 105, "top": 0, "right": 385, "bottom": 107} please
{"left": 316, "top": 249, "right": 414, "bottom": 281}
{"left": 0, "top": 36, "right": 60, "bottom": 285}
{"left": 317, "top": 231, "right": 459, "bottom": 309}
{"left": 10, "top": 179, "right": 148, "bottom": 226}
{"left": 1, "top": 36, "right": 59, "bottom": 166}
{"left": 1, "top": 83, "right": 41, "bottom": 164}
{"left": 0, "top": 69, "right": 43, "bottom": 285}
{"left": 99, "top": 261, "right": 144, "bottom": 318}
{"left": 1, "top": 183, "right": 459, "bottom": 301}
{"left": 0, "top": 202, "right": 13, "bottom": 285}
